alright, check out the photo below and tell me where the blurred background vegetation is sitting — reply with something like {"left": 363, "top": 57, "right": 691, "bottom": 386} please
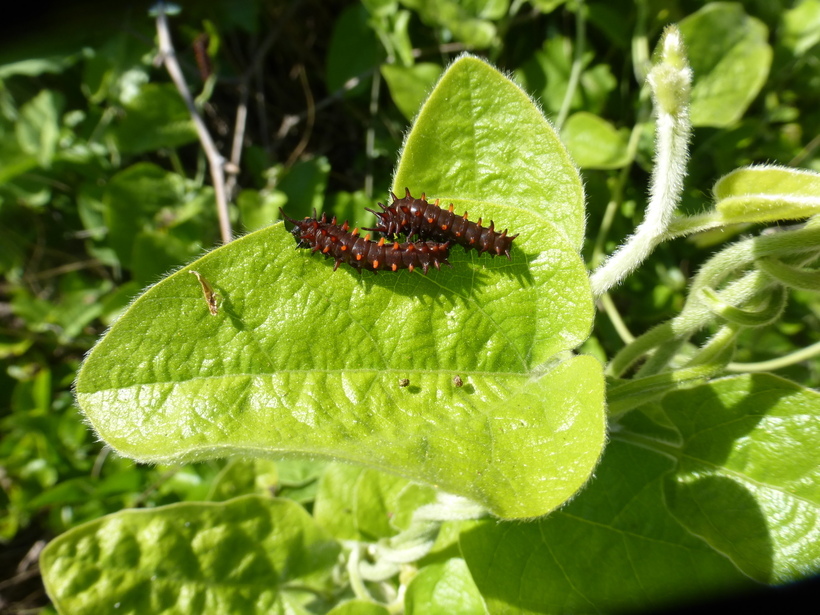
{"left": 1, "top": 0, "right": 818, "bottom": 611}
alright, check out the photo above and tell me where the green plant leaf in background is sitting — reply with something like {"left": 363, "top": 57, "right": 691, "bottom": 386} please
{"left": 40, "top": 496, "right": 341, "bottom": 614}
{"left": 313, "top": 463, "right": 438, "bottom": 541}
{"left": 207, "top": 458, "right": 280, "bottom": 502}
{"left": 75, "top": 55, "right": 602, "bottom": 520}
{"left": 530, "top": 0, "right": 566, "bottom": 13}
{"left": 781, "top": 0, "right": 820, "bottom": 55}
{"left": 16, "top": 89, "right": 64, "bottom": 168}
{"left": 99, "top": 161, "right": 217, "bottom": 278}
{"left": 237, "top": 188, "right": 287, "bottom": 232}
{"left": 0, "top": 54, "right": 82, "bottom": 79}
{"left": 327, "top": 190, "right": 375, "bottom": 228}
{"left": 326, "top": 4, "right": 383, "bottom": 95}
{"left": 111, "top": 83, "right": 199, "bottom": 154}
{"left": 82, "top": 34, "right": 149, "bottom": 105}
{"left": 713, "top": 165, "right": 820, "bottom": 224}
{"left": 678, "top": 2, "right": 772, "bottom": 128}
{"left": 328, "top": 600, "right": 391, "bottom": 615}
{"left": 277, "top": 156, "right": 331, "bottom": 217}
{"left": 662, "top": 373, "right": 820, "bottom": 583}
{"left": 560, "top": 111, "right": 631, "bottom": 170}
{"left": 381, "top": 62, "right": 443, "bottom": 121}
{"left": 515, "top": 36, "right": 616, "bottom": 118}
{"left": 102, "top": 162, "right": 187, "bottom": 267}
{"left": 399, "top": 0, "right": 504, "bottom": 49}
{"left": 405, "top": 558, "right": 488, "bottom": 614}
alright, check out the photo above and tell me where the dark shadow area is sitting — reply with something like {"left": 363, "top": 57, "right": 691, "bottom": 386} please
{"left": 210, "top": 282, "right": 246, "bottom": 332}
{"left": 663, "top": 474, "right": 774, "bottom": 582}
{"left": 664, "top": 372, "right": 805, "bottom": 467}
{"left": 641, "top": 574, "right": 820, "bottom": 615}
{"left": 283, "top": 241, "right": 540, "bottom": 302}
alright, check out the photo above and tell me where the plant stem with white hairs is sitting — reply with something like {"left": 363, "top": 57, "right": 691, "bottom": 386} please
{"left": 589, "top": 26, "right": 692, "bottom": 297}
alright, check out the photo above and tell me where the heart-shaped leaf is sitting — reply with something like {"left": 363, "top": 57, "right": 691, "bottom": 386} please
{"left": 75, "top": 55, "right": 603, "bottom": 520}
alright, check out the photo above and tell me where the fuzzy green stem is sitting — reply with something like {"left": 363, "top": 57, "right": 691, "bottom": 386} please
{"left": 727, "top": 339, "right": 820, "bottom": 373}
{"left": 590, "top": 26, "right": 692, "bottom": 297}
{"left": 600, "top": 293, "right": 636, "bottom": 345}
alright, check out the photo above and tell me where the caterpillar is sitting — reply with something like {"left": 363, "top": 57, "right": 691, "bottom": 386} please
{"left": 280, "top": 209, "right": 451, "bottom": 274}
{"left": 366, "top": 188, "right": 518, "bottom": 259}
{"left": 192, "top": 33, "right": 212, "bottom": 82}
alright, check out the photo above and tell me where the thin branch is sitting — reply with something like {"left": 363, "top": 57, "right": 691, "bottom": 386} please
{"left": 224, "top": 85, "right": 247, "bottom": 200}
{"left": 555, "top": 0, "right": 586, "bottom": 131}
{"left": 365, "top": 68, "right": 381, "bottom": 198}
{"left": 225, "top": 24, "right": 283, "bottom": 197}
{"left": 274, "top": 42, "right": 468, "bottom": 144}
{"left": 154, "top": 3, "right": 232, "bottom": 243}
{"left": 26, "top": 259, "right": 104, "bottom": 280}
{"left": 284, "top": 65, "right": 316, "bottom": 169}
{"left": 790, "top": 132, "right": 820, "bottom": 167}
{"left": 599, "top": 293, "right": 635, "bottom": 344}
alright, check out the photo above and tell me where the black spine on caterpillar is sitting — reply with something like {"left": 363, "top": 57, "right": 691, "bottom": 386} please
{"left": 280, "top": 209, "right": 451, "bottom": 274}
{"left": 365, "top": 188, "right": 518, "bottom": 259}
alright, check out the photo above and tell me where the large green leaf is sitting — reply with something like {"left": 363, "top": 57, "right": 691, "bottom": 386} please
{"left": 460, "top": 440, "right": 753, "bottom": 614}
{"left": 463, "top": 373, "right": 820, "bottom": 611}
{"left": 40, "top": 496, "right": 341, "bottom": 614}
{"left": 75, "top": 56, "right": 602, "bottom": 520}
{"left": 662, "top": 373, "right": 820, "bottom": 583}
{"left": 678, "top": 3, "right": 772, "bottom": 127}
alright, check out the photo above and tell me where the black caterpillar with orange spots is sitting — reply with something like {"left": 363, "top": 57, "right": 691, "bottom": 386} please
{"left": 366, "top": 188, "right": 518, "bottom": 259}
{"left": 280, "top": 209, "right": 451, "bottom": 274}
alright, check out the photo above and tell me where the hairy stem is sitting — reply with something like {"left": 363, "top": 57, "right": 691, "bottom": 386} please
{"left": 590, "top": 26, "right": 692, "bottom": 297}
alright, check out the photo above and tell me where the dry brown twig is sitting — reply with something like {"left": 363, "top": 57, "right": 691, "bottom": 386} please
{"left": 153, "top": 3, "right": 233, "bottom": 244}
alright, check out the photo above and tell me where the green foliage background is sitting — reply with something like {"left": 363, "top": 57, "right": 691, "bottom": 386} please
{"left": 1, "top": 0, "right": 818, "bottom": 613}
